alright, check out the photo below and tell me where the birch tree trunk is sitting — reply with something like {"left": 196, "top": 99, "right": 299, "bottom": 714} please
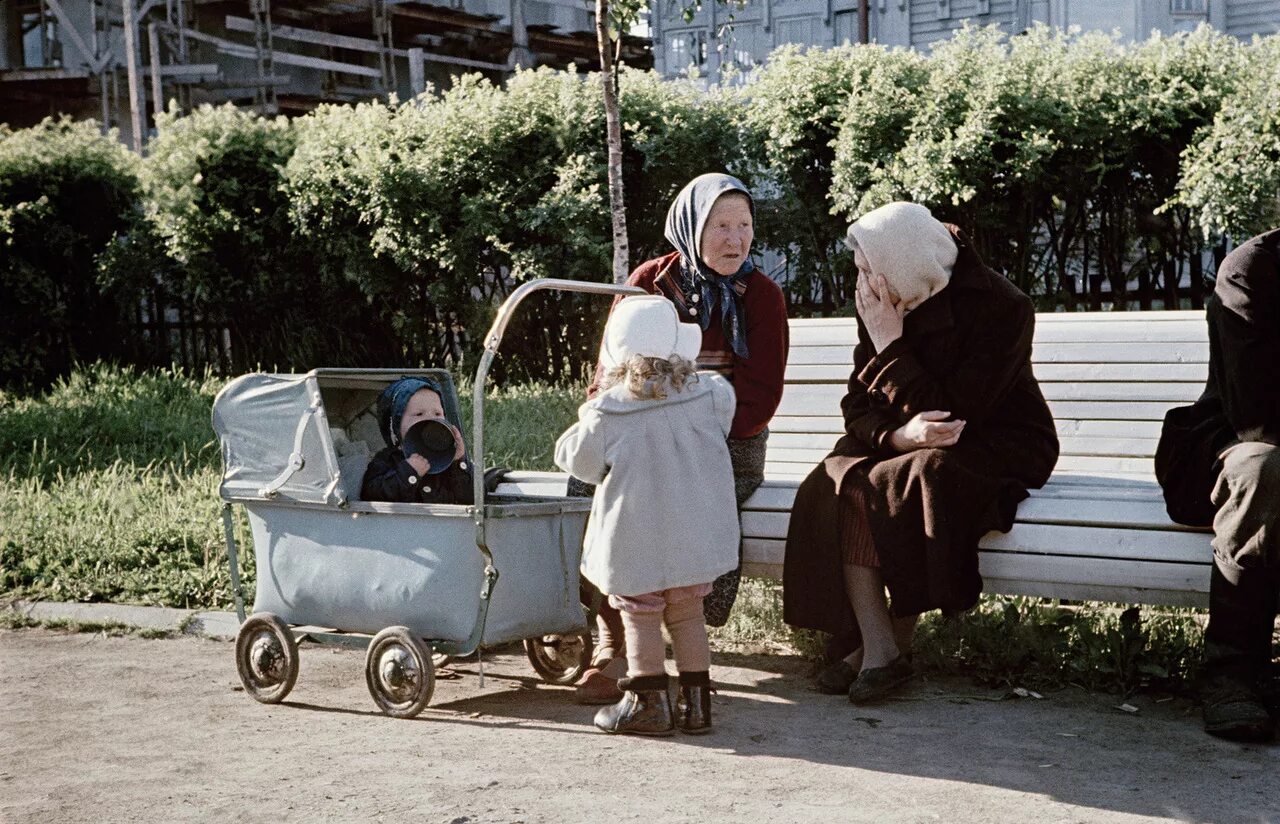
{"left": 595, "top": 0, "right": 630, "bottom": 283}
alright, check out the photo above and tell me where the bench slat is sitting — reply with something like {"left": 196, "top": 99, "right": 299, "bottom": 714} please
{"left": 787, "top": 342, "right": 1210, "bottom": 367}
{"left": 765, "top": 435, "right": 1162, "bottom": 459}
{"left": 1046, "top": 400, "right": 1180, "bottom": 421}
{"left": 778, "top": 385, "right": 1196, "bottom": 417}
{"left": 1032, "top": 342, "right": 1208, "bottom": 363}
{"left": 1030, "top": 321, "right": 1206, "bottom": 343}
{"left": 1038, "top": 382, "right": 1200, "bottom": 402}
{"left": 1033, "top": 362, "right": 1208, "bottom": 382}
{"left": 788, "top": 363, "right": 1209, "bottom": 383}
{"left": 981, "top": 557, "right": 1208, "bottom": 607}
{"left": 742, "top": 496, "right": 1204, "bottom": 538}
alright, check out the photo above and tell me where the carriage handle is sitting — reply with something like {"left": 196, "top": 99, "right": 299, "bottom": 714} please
{"left": 471, "top": 278, "right": 644, "bottom": 560}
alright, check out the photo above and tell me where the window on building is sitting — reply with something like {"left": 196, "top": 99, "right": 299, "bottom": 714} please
{"left": 774, "top": 15, "right": 823, "bottom": 47}
{"left": 665, "top": 29, "right": 708, "bottom": 73}
{"left": 834, "top": 10, "right": 859, "bottom": 45}
{"left": 1170, "top": 0, "right": 1207, "bottom": 12}
{"left": 719, "top": 22, "right": 766, "bottom": 78}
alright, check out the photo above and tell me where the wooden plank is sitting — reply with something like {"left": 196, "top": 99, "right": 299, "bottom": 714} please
{"left": 1057, "top": 436, "right": 1160, "bottom": 458}
{"left": 1038, "top": 382, "right": 1200, "bottom": 403}
{"left": 767, "top": 416, "right": 845, "bottom": 434}
{"left": 1032, "top": 321, "right": 1206, "bottom": 343}
{"left": 766, "top": 446, "right": 831, "bottom": 464}
{"left": 1055, "top": 419, "right": 1164, "bottom": 439}
{"left": 174, "top": 26, "right": 384, "bottom": 78}
{"left": 226, "top": 14, "right": 409, "bottom": 56}
{"left": 738, "top": 560, "right": 1208, "bottom": 606}
{"left": 1052, "top": 455, "right": 1156, "bottom": 477}
{"left": 1032, "top": 480, "right": 1164, "bottom": 499}
{"left": 979, "top": 522, "right": 1209, "bottom": 562}
{"left": 1038, "top": 472, "right": 1156, "bottom": 488}
{"left": 767, "top": 432, "right": 841, "bottom": 450}
{"left": 1033, "top": 310, "right": 1204, "bottom": 322}
{"left": 789, "top": 323, "right": 856, "bottom": 345}
{"left": 785, "top": 364, "right": 853, "bottom": 382}
{"left": 787, "top": 361, "right": 1210, "bottom": 383}
{"left": 786, "top": 345, "right": 855, "bottom": 365}
{"left": 1033, "top": 362, "right": 1207, "bottom": 382}
{"left": 44, "top": 0, "right": 107, "bottom": 72}
{"left": 741, "top": 496, "right": 1201, "bottom": 540}
{"left": 1046, "top": 400, "right": 1179, "bottom": 421}
{"left": 979, "top": 555, "right": 1209, "bottom": 600}
{"left": 778, "top": 385, "right": 1193, "bottom": 419}
{"left": 1032, "top": 342, "right": 1208, "bottom": 363}
{"left": 739, "top": 479, "right": 1176, "bottom": 514}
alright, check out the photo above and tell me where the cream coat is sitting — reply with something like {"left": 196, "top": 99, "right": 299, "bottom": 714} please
{"left": 555, "top": 374, "right": 740, "bottom": 596}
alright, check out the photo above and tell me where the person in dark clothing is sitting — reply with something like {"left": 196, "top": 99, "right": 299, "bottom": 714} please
{"left": 361, "top": 376, "right": 474, "bottom": 505}
{"left": 1155, "top": 227, "right": 1280, "bottom": 742}
{"left": 783, "top": 202, "right": 1059, "bottom": 706}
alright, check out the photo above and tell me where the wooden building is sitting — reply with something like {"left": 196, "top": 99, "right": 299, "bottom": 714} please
{"left": 0, "top": 0, "right": 651, "bottom": 145}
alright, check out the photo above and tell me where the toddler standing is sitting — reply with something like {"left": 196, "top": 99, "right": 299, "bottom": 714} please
{"left": 555, "top": 295, "right": 740, "bottom": 735}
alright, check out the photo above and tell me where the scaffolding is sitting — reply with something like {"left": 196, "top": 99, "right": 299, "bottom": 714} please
{"left": 0, "top": 0, "right": 652, "bottom": 142}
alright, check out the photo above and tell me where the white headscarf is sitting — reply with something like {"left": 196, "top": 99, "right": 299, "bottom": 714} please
{"left": 846, "top": 202, "right": 958, "bottom": 311}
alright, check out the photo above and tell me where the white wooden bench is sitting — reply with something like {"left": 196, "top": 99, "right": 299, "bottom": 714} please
{"left": 497, "top": 310, "right": 1213, "bottom": 608}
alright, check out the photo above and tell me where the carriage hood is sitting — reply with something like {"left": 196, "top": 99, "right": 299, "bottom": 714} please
{"left": 211, "top": 368, "right": 463, "bottom": 506}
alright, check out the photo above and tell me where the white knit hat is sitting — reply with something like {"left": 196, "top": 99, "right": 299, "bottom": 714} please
{"left": 600, "top": 295, "right": 702, "bottom": 370}
{"left": 846, "top": 202, "right": 958, "bottom": 311}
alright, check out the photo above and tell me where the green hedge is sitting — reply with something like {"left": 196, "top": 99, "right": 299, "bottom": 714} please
{"left": 3, "top": 27, "right": 1279, "bottom": 386}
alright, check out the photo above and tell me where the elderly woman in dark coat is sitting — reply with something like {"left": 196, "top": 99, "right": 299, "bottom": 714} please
{"left": 783, "top": 202, "right": 1059, "bottom": 705}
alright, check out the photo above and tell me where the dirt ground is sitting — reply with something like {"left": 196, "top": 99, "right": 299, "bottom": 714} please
{"left": 1, "top": 628, "right": 1277, "bottom": 824}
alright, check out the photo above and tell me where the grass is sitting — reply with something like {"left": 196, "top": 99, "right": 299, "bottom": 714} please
{"left": 1, "top": 363, "right": 1210, "bottom": 693}
{"left": 0, "top": 363, "right": 582, "bottom": 610}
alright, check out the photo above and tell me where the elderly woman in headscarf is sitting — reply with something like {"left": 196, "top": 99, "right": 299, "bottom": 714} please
{"left": 569, "top": 172, "right": 790, "bottom": 703}
{"left": 783, "top": 202, "right": 1059, "bottom": 705}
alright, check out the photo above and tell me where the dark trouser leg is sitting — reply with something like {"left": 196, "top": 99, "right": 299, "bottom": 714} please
{"left": 1200, "top": 443, "right": 1280, "bottom": 740}
{"left": 1207, "top": 442, "right": 1280, "bottom": 673}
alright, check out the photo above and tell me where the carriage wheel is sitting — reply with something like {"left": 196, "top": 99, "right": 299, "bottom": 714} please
{"left": 365, "top": 627, "right": 436, "bottom": 719}
{"left": 235, "top": 612, "right": 299, "bottom": 704}
{"left": 524, "top": 632, "right": 593, "bottom": 686}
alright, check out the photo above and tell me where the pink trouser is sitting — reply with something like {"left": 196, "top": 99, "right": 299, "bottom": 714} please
{"left": 609, "top": 584, "right": 712, "bottom": 679}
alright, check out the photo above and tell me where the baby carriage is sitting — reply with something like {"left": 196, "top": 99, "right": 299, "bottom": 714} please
{"left": 213, "top": 279, "right": 642, "bottom": 718}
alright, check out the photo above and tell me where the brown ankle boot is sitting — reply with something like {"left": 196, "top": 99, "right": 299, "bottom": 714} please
{"left": 677, "top": 671, "right": 712, "bottom": 734}
{"left": 593, "top": 674, "right": 674, "bottom": 736}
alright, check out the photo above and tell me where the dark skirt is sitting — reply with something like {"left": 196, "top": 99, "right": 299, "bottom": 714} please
{"left": 839, "top": 482, "right": 880, "bottom": 568}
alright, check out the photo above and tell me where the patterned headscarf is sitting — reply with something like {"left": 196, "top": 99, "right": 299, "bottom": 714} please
{"left": 663, "top": 173, "right": 756, "bottom": 359}
{"left": 376, "top": 376, "right": 445, "bottom": 449}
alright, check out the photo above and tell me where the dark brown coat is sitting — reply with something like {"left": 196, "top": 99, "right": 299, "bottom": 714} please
{"left": 1156, "top": 227, "right": 1280, "bottom": 526}
{"left": 783, "top": 228, "right": 1059, "bottom": 634}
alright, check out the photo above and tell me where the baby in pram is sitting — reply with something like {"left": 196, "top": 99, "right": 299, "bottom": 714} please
{"left": 361, "top": 376, "right": 474, "bottom": 505}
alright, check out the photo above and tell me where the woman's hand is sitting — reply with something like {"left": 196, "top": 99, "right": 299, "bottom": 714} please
{"left": 855, "top": 271, "right": 904, "bottom": 352}
{"left": 888, "top": 411, "right": 966, "bottom": 453}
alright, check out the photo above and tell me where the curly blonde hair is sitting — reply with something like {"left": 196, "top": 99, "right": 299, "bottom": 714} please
{"left": 600, "top": 354, "right": 699, "bottom": 400}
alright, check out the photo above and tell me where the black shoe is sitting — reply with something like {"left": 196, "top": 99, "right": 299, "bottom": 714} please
{"left": 594, "top": 674, "right": 675, "bottom": 736}
{"left": 848, "top": 656, "right": 913, "bottom": 706}
{"left": 677, "top": 671, "right": 712, "bottom": 734}
{"left": 814, "top": 659, "right": 858, "bottom": 695}
{"left": 1201, "top": 672, "right": 1275, "bottom": 743}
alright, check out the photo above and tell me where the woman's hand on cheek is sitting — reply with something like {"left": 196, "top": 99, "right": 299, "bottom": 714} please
{"left": 856, "top": 271, "right": 905, "bottom": 352}
{"left": 888, "top": 410, "right": 966, "bottom": 453}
